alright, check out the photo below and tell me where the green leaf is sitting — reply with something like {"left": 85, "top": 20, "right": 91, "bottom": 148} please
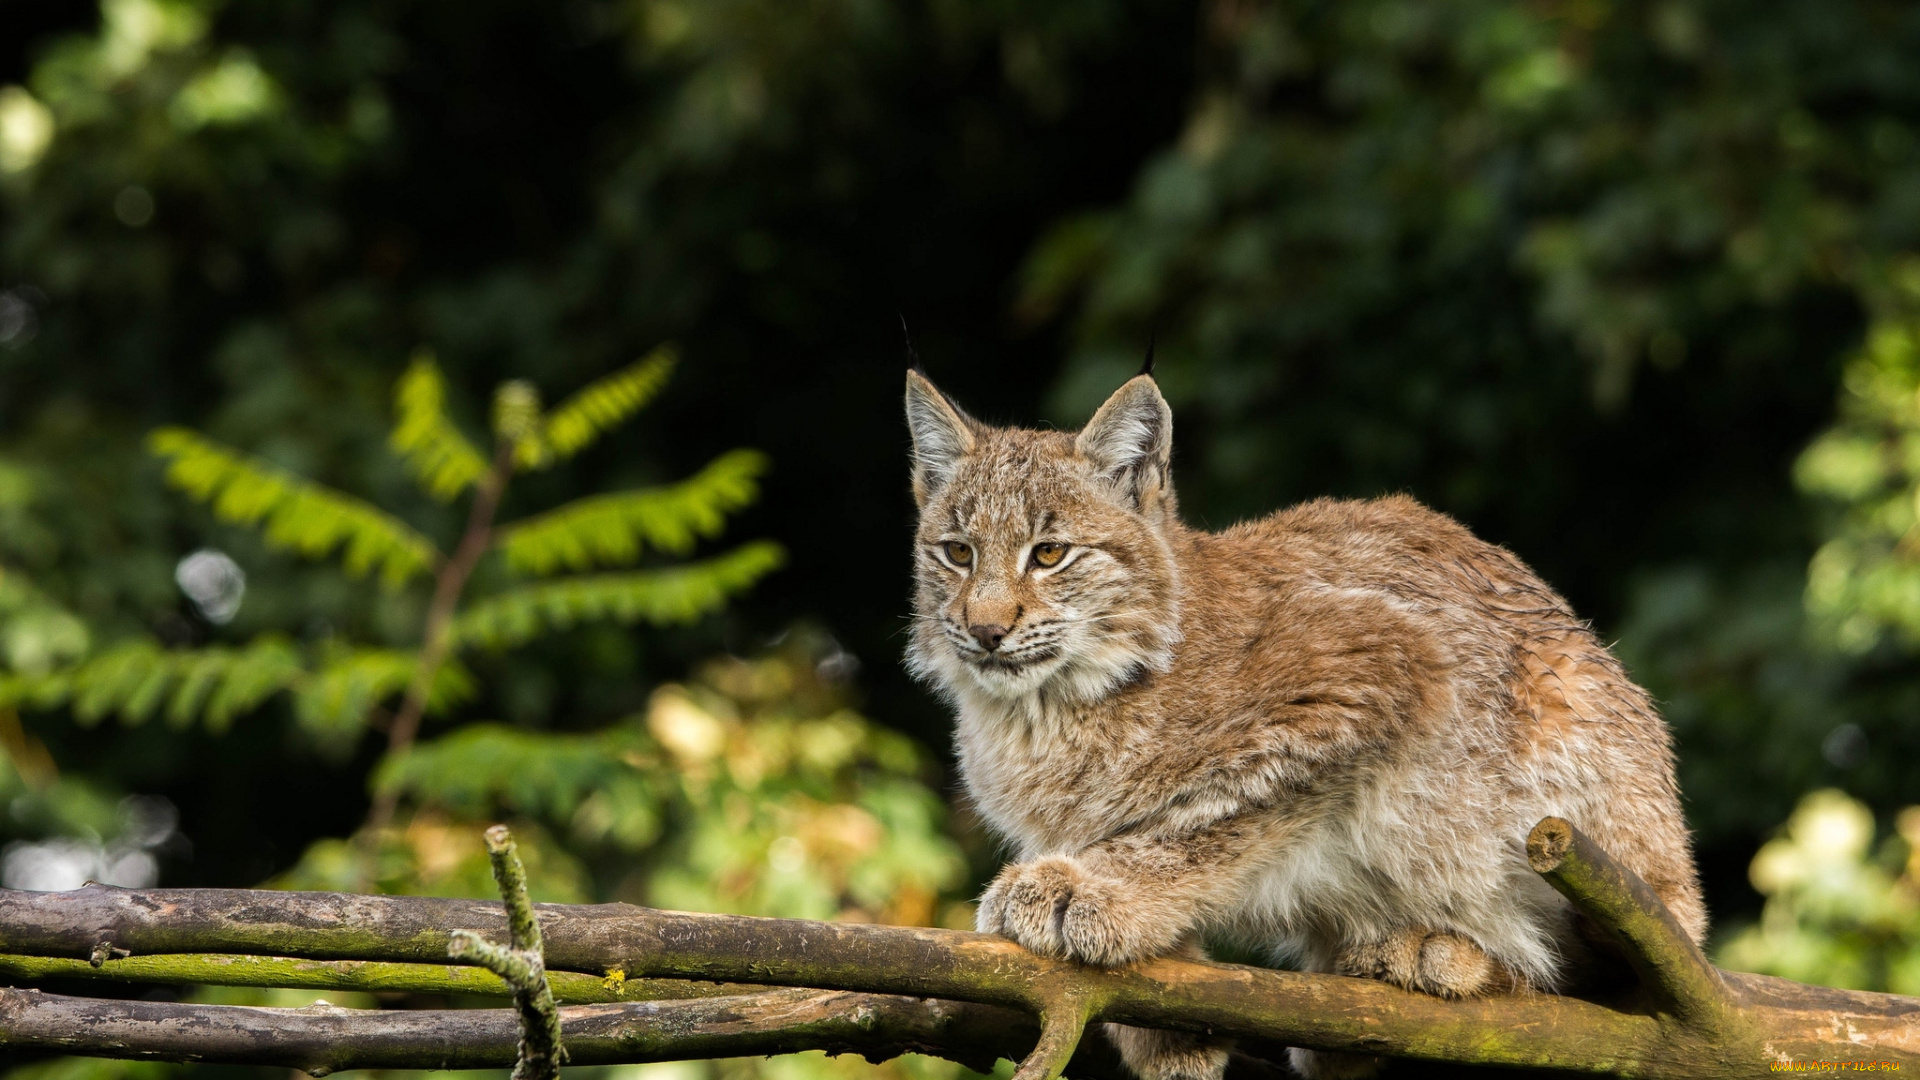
{"left": 451, "top": 540, "right": 784, "bottom": 650}
{"left": 371, "top": 721, "right": 665, "bottom": 849}
{"left": 531, "top": 346, "right": 677, "bottom": 467}
{"left": 495, "top": 449, "right": 768, "bottom": 575}
{"left": 495, "top": 380, "right": 546, "bottom": 468}
{"left": 149, "top": 427, "right": 442, "bottom": 588}
{"left": 391, "top": 351, "right": 491, "bottom": 501}
{"left": 51, "top": 636, "right": 304, "bottom": 731}
{"left": 202, "top": 637, "right": 306, "bottom": 730}
{"left": 294, "top": 647, "right": 477, "bottom": 744}
{"left": 293, "top": 648, "right": 411, "bottom": 742}
{"left": 0, "top": 569, "right": 91, "bottom": 675}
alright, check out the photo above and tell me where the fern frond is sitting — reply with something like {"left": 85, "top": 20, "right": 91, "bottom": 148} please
{"left": 392, "top": 352, "right": 490, "bottom": 501}
{"left": 495, "top": 380, "right": 547, "bottom": 469}
{"left": 149, "top": 428, "right": 442, "bottom": 587}
{"left": 371, "top": 721, "right": 663, "bottom": 849}
{"left": 531, "top": 346, "right": 677, "bottom": 467}
{"left": 495, "top": 449, "right": 768, "bottom": 575}
{"left": 451, "top": 540, "right": 784, "bottom": 650}
{"left": 202, "top": 638, "right": 306, "bottom": 730}
{"left": 0, "top": 671, "right": 71, "bottom": 720}
{"left": 56, "top": 636, "right": 304, "bottom": 731}
{"left": 294, "top": 647, "right": 476, "bottom": 742}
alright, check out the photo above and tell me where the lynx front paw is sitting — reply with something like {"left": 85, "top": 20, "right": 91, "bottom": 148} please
{"left": 976, "top": 858, "right": 1179, "bottom": 966}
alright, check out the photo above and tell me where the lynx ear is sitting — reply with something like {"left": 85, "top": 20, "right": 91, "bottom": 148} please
{"left": 905, "top": 369, "right": 979, "bottom": 506}
{"left": 1076, "top": 374, "right": 1173, "bottom": 511}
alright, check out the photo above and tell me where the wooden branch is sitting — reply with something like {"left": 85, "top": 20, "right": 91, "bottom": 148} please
{"left": 1526, "top": 817, "right": 1729, "bottom": 1027}
{"left": 0, "top": 985, "right": 1065, "bottom": 1076}
{"left": 1014, "top": 993, "right": 1095, "bottom": 1080}
{"left": 1525, "top": 817, "right": 1920, "bottom": 1067}
{"left": 0, "top": 882, "right": 1655, "bottom": 1066}
{"left": 0, "top": 820, "right": 1914, "bottom": 1076}
{"left": 0, "top": 983, "right": 1311, "bottom": 1080}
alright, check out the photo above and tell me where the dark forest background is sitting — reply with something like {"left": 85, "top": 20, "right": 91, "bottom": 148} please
{"left": 2, "top": 0, "right": 1919, "bottom": 1055}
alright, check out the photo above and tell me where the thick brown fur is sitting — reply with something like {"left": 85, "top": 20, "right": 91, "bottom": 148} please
{"left": 903, "top": 371, "right": 1706, "bottom": 1080}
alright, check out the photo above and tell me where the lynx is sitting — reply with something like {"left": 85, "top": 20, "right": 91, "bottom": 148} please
{"left": 903, "top": 365, "right": 1706, "bottom": 1080}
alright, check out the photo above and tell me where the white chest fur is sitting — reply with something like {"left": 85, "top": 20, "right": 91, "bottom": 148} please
{"left": 951, "top": 691, "right": 1145, "bottom": 858}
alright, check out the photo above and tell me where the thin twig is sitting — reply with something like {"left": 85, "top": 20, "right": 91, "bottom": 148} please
{"left": 448, "top": 825, "right": 565, "bottom": 1080}
{"left": 364, "top": 440, "right": 515, "bottom": 835}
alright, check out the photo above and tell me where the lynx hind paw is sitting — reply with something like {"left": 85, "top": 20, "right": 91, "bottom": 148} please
{"left": 1413, "top": 931, "right": 1506, "bottom": 998}
{"left": 976, "top": 858, "right": 1171, "bottom": 966}
{"left": 1286, "top": 1049, "right": 1383, "bottom": 1080}
{"left": 1106, "top": 1024, "right": 1228, "bottom": 1080}
{"left": 1333, "top": 931, "right": 1421, "bottom": 986}
{"left": 1336, "top": 929, "right": 1523, "bottom": 999}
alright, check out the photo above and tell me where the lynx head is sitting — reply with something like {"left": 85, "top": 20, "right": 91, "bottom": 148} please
{"left": 904, "top": 368, "right": 1182, "bottom": 706}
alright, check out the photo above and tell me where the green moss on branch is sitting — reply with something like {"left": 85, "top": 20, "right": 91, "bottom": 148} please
{"left": 0, "top": 951, "right": 749, "bottom": 1001}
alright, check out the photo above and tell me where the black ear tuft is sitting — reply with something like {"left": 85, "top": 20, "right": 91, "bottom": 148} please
{"left": 900, "top": 313, "right": 924, "bottom": 375}
{"left": 1138, "top": 334, "right": 1156, "bottom": 378}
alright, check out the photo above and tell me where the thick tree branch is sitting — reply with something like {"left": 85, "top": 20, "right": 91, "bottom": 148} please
{"left": 0, "top": 883, "right": 1654, "bottom": 1065}
{"left": 1, "top": 820, "right": 1914, "bottom": 1076}
{"left": 0, "top": 986, "right": 1069, "bottom": 1076}
{"left": 0, "top": 983, "right": 1309, "bottom": 1080}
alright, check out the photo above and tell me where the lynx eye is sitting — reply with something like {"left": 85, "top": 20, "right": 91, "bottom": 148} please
{"left": 1031, "top": 542, "right": 1069, "bottom": 569}
{"left": 943, "top": 541, "right": 974, "bottom": 567}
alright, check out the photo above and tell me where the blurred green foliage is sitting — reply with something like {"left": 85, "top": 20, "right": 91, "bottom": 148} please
{"left": 1, "top": 354, "right": 780, "bottom": 753}
{"left": 2, "top": 0, "right": 1920, "bottom": 1074}
{"left": 285, "top": 632, "right": 964, "bottom": 923}
{"left": 1798, "top": 262, "right": 1920, "bottom": 652}
{"left": 1718, "top": 789, "right": 1920, "bottom": 995}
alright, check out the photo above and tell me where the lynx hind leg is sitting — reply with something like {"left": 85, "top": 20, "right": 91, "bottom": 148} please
{"left": 1105, "top": 938, "right": 1229, "bottom": 1080}
{"left": 1287, "top": 1047, "right": 1387, "bottom": 1080}
{"left": 1105, "top": 1024, "right": 1229, "bottom": 1080}
{"left": 1291, "top": 930, "right": 1529, "bottom": 1078}
{"left": 1285, "top": 935, "right": 1404, "bottom": 1080}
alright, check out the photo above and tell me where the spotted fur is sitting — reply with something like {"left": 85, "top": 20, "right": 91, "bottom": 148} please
{"left": 904, "top": 371, "right": 1706, "bottom": 1080}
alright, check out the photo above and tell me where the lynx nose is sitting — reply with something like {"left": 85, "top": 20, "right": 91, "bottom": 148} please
{"left": 968, "top": 623, "right": 1010, "bottom": 652}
